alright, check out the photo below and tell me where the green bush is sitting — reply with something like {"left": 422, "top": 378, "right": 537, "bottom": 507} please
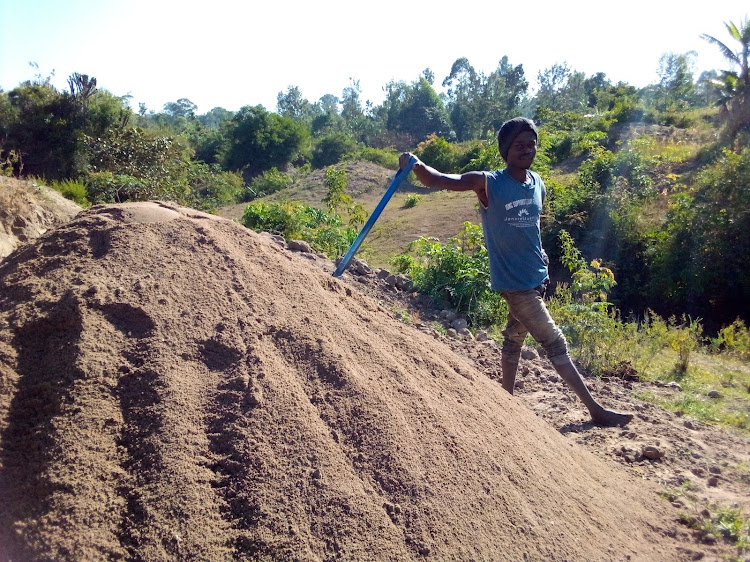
{"left": 546, "top": 230, "right": 626, "bottom": 374}
{"left": 241, "top": 200, "right": 354, "bottom": 258}
{"left": 414, "top": 135, "right": 459, "bottom": 172}
{"left": 247, "top": 167, "right": 293, "bottom": 201}
{"left": 49, "top": 178, "right": 90, "bottom": 207}
{"left": 312, "top": 133, "right": 358, "bottom": 168}
{"left": 403, "top": 193, "right": 421, "bottom": 208}
{"left": 711, "top": 319, "right": 750, "bottom": 360}
{"left": 392, "top": 222, "right": 506, "bottom": 326}
{"left": 185, "top": 162, "right": 244, "bottom": 210}
{"left": 309, "top": 225, "right": 358, "bottom": 258}
{"left": 242, "top": 200, "right": 309, "bottom": 238}
{"left": 358, "top": 147, "right": 398, "bottom": 169}
{"left": 85, "top": 171, "right": 151, "bottom": 204}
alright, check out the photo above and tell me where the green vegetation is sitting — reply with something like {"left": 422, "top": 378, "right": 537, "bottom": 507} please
{"left": 47, "top": 178, "right": 90, "bottom": 207}
{"left": 391, "top": 222, "right": 507, "bottom": 327}
{"left": 663, "top": 480, "right": 750, "bottom": 555}
{"left": 402, "top": 193, "right": 421, "bottom": 208}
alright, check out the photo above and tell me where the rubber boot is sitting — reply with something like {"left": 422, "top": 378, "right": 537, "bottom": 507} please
{"left": 553, "top": 359, "right": 633, "bottom": 426}
{"left": 501, "top": 359, "right": 518, "bottom": 395}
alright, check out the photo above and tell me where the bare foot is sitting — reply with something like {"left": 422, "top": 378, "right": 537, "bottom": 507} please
{"left": 592, "top": 408, "right": 633, "bottom": 427}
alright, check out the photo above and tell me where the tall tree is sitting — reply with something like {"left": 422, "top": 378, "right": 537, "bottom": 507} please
{"left": 442, "top": 57, "right": 527, "bottom": 141}
{"left": 442, "top": 57, "right": 480, "bottom": 141}
{"left": 6, "top": 82, "right": 78, "bottom": 179}
{"left": 197, "top": 107, "right": 234, "bottom": 129}
{"left": 383, "top": 76, "right": 453, "bottom": 144}
{"left": 701, "top": 18, "right": 750, "bottom": 141}
{"left": 276, "top": 85, "right": 313, "bottom": 123}
{"left": 163, "top": 98, "right": 197, "bottom": 119}
{"left": 657, "top": 52, "right": 697, "bottom": 111}
{"left": 340, "top": 78, "right": 370, "bottom": 141}
{"left": 583, "top": 72, "right": 611, "bottom": 108}
{"left": 222, "top": 105, "right": 307, "bottom": 176}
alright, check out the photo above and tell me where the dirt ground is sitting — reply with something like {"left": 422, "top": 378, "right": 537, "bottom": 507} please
{"left": 0, "top": 194, "right": 748, "bottom": 561}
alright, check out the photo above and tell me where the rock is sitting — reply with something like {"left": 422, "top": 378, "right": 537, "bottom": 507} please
{"left": 666, "top": 381, "right": 682, "bottom": 391}
{"left": 708, "top": 466, "right": 722, "bottom": 475}
{"left": 642, "top": 446, "right": 665, "bottom": 460}
{"left": 451, "top": 318, "right": 468, "bottom": 331}
{"left": 375, "top": 268, "right": 391, "bottom": 280}
{"left": 707, "top": 390, "right": 721, "bottom": 399}
{"left": 261, "top": 232, "right": 286, "bottom": 246}
{"left": 394, "top": 274, "right": 413, "bottom": 291}
{"left": 446, "top": 328, "right": 458, "bottom": 338}
{"left": 457, "top": 328, "right": 474, "bottom": 340}
{"left": 287, "top": 239, "right": 313, "bottom": 253}
{"left": 520, "top": 347, "right": 538, "bottom": 360}
{"left": 351, "top": 257, "right": 372, "bottom": 275}
{"left": 707, "top": 476, "right": 719, "bottom": 487}
{"left": 439, "top": 310, "right": 458, "bottom": 322}
{"left": 475, "top": 330, "right": 489, "bottom": 341}
{"left": 311, "top": 468, "right": 322, "bottom": 480}
{"left": 683, "top": 420, "right": 695, "bottom": 430}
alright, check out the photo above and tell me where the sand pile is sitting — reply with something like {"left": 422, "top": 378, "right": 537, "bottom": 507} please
{"left": 0, "top": 202, "right": 688, "bottom": 560}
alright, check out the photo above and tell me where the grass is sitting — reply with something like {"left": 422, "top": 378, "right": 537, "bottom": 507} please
{"left": 660, "top": 480, "right": 750, "bottom": 556}
{"left": 634, "top": 349, "right": 750, "bottom": 433}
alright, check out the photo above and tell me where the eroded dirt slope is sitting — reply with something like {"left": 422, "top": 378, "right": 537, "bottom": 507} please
{"left": 0, "top": 177, "right": 81, "bottom": 261}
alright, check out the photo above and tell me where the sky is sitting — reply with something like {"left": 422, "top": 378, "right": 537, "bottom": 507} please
{"left": 1, "top": 0, "right": 748, "bottom": 116}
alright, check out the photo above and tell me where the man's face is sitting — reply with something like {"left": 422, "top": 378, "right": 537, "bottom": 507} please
{"left": 505, "top": 130, "right": 537, "bottom": 169}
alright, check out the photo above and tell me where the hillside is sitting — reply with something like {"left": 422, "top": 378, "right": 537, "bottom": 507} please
{"left": 217, "top": 160, "right": 481, "bottom": 268}
{"left": 217, "top": 122, "right": 711, "bottom": 269}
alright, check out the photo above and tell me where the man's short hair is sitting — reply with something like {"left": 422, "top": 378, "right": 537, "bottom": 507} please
{"left": 497, "top": 117, "right": 538, "bottom": 161}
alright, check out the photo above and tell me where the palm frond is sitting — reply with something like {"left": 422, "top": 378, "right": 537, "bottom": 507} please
{"left": 701, "top": 34, "right": 740, "bottom": 66}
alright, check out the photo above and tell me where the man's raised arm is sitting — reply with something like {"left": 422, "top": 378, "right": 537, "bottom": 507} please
{"left": 399, "top": 152, "right": 487, "bottom": 207}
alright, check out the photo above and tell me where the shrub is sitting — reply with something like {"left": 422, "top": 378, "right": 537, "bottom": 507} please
{"left": 546, "top": 230, "right": 627, "bottom": 374}
{"left": 85, "top": 171, "right": 151, "bottom": 204}
{"left": 392, "top": 222, "right": 506, "bottom": 326}
{"left": 49, "top": 178, "right": 90, "bottom": 207}
{"left": 247, "top": 167, "right": 293, "bottom": 201}
{"left": 312, "top": 133, "right": 358, "bottom": 168}
{"left": 711, "top": 319, "right": 750, "bottom": 359}
{"left": 242, "top": 200, "right": 309, "bottom": 238}
{"left": 322, "top": 166, "right": 350, "bottom": 215}
{"left": 309, "top": 225, "right": 358, "bottom": 258}
{"left": 403, "top": 193, "right": 421, "bottom": 208}
{"left": 358, "top": 147, "right": 398, "bottom": 169}
{"left": 241, "top": 200, "right": 354, "bottom": 258}
{"left": 186, "top": 162, "right": 244, "bottom": 210}
{"left": 414, "top": 135, "right": 459, "bottom": 172}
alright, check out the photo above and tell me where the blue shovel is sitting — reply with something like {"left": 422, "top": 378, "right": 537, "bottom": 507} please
{"left": 332, "top": 155, "right": 417, "bottom": 277}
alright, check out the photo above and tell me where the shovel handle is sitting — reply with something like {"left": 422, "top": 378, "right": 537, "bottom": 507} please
{"left": 332, "top": 156, "right": 417, "bottom": 277}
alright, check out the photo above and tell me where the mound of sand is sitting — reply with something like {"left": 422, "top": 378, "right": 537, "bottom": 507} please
{"left": 0, "top": 202, "right": 691, "bottom": 560}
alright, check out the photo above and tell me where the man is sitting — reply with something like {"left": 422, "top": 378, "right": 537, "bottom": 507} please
{"left": 399, "top": 117, "right": 632, "bottom": 426}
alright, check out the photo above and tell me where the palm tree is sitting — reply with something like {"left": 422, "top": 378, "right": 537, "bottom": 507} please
{"left": 701, "top": 18, "right": 750, "bottom": 141}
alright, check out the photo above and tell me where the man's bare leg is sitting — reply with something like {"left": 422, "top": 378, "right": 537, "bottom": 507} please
{"left": 553, "top": 359, "right": 633, "bottom": 426}
{"left": 501, "top": 359, "right": 518, "bottom": 395}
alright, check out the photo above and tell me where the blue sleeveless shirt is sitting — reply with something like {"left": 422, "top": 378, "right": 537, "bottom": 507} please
{"left": 480, "top": 169, "right": 548, "bottom": 292}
